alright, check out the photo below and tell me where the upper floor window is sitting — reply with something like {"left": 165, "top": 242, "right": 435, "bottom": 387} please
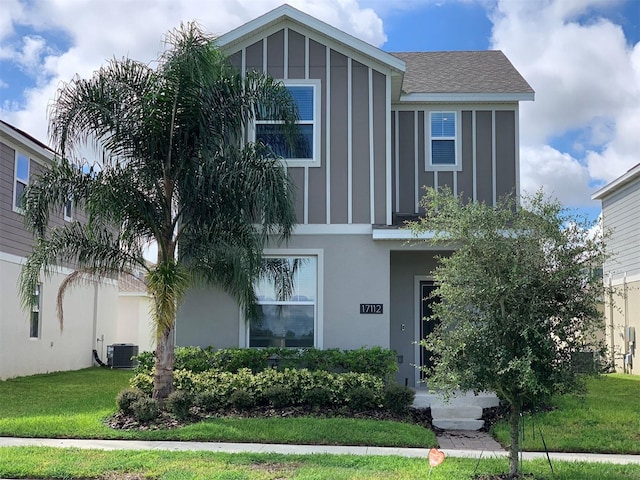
{"left": 250, "top": 256, "right": 317, "bottom": 348}
{"left": 254, "top": 80, "right": 320, "bottom": 166}
{"left": 429, "top": 111, "right": 458, "bottom": 170}
{"left": 14, "top": 152, "right": 29, "bottom": 212}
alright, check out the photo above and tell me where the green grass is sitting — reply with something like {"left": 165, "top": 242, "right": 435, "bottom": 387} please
{"left": 0, "top": 368, "right": 436, "bottom": 447}
{"left": 1, "top": 447, "right": 639, "bottom": 479}
{"left": 493, "top": 374, "right": 640, "bottom": 454}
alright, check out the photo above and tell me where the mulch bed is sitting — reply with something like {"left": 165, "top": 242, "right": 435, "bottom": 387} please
{"left": 107, "top": 404, "right": 434, "bottom": 431}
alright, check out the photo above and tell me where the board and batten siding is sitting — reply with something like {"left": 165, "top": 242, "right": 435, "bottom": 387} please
{"left": 602, "top": 178, "right": 640, "bottom": 280}
{"left": 226, "top": 27, "right": 389, "bottom": 226}
{"left": 391, "top": 106, "right": 518, "bottom": 213}
{"left": 1, "top": 139, "right": 72, "bottom": 259}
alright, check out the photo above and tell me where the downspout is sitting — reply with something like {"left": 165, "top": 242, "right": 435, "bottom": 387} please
{"left": 624, "top": 273, "right": 629, "bottom": 373}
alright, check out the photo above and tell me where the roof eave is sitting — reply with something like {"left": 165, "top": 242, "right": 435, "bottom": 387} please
{"left": 216, "top": 4, "right": 406, "bottom": 73}
{"left": 397, "top": 92, "right": 535, "bottom": 103}
{"left": 592, "top": 163, "right": 640, "bottom": 200}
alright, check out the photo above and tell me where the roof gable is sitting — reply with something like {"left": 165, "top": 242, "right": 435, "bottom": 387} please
{"left": 592, "top": 163, "right": 640, "bottom": 200}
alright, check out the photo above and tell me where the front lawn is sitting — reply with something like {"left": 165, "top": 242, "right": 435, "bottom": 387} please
{"left": 1, "top": 447, "right": 639, "bottom": 480}
{"left": 492, "top": 374, "right": 640, "bottom": 454}
{"left": 0, "top": 368, "right": 436, "bottom": 447}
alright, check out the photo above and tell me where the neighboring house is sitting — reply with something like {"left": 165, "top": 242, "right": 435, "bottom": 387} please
{"left": 177, "top": 5, "right": 535, "bottom": 387}
{"left": 117, "top": 271, "right": 155, "bottom": 355}
{"left": 592, "top": 163, "right": 640, "bottom": 375}
{"left": 0, "top": 120, "right": 119, "bottom": 379}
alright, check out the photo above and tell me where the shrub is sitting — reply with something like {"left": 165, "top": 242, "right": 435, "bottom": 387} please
{"left": 131, "top": 397, "right": 159, "bottom": 422}
{"left": 195, "top": 389, "right": 224, "bottom": 412}
{"left": 116, "top": 388, "right": 146, "bottom": 414}
{"left": 228, "top": 389, "right": 254, "bottom": 409}
{"left": 384, "top": 384, "right": 415, "bottom": 414}
{"left": 346, "top": 386, "right": 377, "bottom": 412}
{"left": 165, "top": 390, "right": 193, "bottom": 420}
{"left": 264, "top": 385, "right": 291, "bottom": 408}
{"left": 303, "top": 385, "right": 334, "bottom": 408}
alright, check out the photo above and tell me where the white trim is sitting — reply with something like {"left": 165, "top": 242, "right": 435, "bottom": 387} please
{"left": 0, "top": 122, "right": 55, "bottom": 164}
{"left": 492, "top": 110, "right": 496, "bottom": 206}
{"left": 453, "top": 170, "right": 458, "bottom": 196}
{"left": 372, "top": 228, "right": 435, "bottom": 240}
{"left": 294, "top": 224, "right": 372, "bottom": 235}
{"left": 386, "top": 75, "right": 392, "bottom": 226}
{"left": 592, "top": 163, "right": 640, "bottom": 200}
{"left": 283, "top": 27, "right": 289, "bottom": 80}
{"left": 325, "top": 46, "right": 331, "bottom": 224}
{"left": 434, "top": 170, "right": 438, "bottom": 192}
{"left": 608, "top": 272, "right": 640, "bottom": 285}
{"left": 241, "top": 47, "right": 246, "bottom": 77}
{"left": 216, "top": 5, "right": 406, "bottom": 73}
{"left": 400, "top": 92, "right": 534, "bottom": 103}
{"left": 414, "top": 110, "right": 419, "bottom": 211}
{"left": 394, "top": 110, "right": 399, "bottom": 214}
{"left": 472, "top": 111, "right": 477, "bottom": 202}
{"left": 414, "top": 275, "right": 434, "bottom": 387}
{"left": 426, "top": 110, "right": 462, "bottom": 172}
{"left": 369, "top": 67, "right": 375, "bottom": 225}
{"left": 515, "top": 104, "right": 520, "bottom": 199}
{"left": 304, "top": 165, "right": 309, "bottom": 224}
{"left": 304, "top": 35, "right": 309, "bottom": 80}
{"left": 347, "top": 57, "right": 353, "bottom": 224}
{"left": 262, "top": 35, "right": 268, "bottom": 74}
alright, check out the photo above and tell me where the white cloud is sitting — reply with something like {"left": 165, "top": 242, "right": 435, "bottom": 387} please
{"left": 520, "top": 144, "right": 594, "bottom": 208}
{"left": 491, "top": 0, "right": 640, "bottom": 206}
{"left": 0, "top": 0, "right": 386, "bottom": 144}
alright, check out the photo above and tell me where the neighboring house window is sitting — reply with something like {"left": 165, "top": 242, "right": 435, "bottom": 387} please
{"left": 250, "top": 256, "right": 317, "bottom": 348}
{"left": 63, "top": 197, "right": 73, "bottom": 222}
{"left": 429, "top": 111, "right": 458, "bottom": 169}
{"left": 14, "top": 152, "right": 29, "bottom": 211}
{"left": 254, "top": 81, "right": 320, "bottom": 166}
{"left": 29, "top": 284, "right": 42, "bottom": 338}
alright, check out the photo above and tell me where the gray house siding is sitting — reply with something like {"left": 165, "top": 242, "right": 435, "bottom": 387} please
{"left": 602, "top": 179, "right": 640, "bottom": 279}
{"left": 391, "top": 106, "right": 519, "bottom": 212}
{"left": 224, "top": 27, "right": 390, "bottom": 226}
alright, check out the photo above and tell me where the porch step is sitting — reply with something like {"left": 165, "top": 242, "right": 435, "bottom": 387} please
{"left": 433, "top": 419, "right": 485, "bottom": 430}
{"left": 412, "top": 389, "right": 500, "bottom": 431}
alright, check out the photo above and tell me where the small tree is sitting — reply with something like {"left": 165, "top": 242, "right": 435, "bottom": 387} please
{"left": 409, "top": 188, "right": 607, "bottom": 478}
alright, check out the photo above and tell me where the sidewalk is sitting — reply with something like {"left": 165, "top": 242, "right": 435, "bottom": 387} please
{"left": 1, "top": 436, "right": 639, "bottom": 465}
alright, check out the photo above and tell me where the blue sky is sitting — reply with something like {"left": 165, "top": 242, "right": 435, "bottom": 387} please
{"left": 1, "top": 0, "right": 639, "bottom": 222}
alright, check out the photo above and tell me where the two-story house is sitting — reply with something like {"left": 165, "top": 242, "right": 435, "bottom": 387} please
{"left": 592, "top": 163, "right": 640, "bottom": 374}
{"left": 177, "top": 5, "right": 534, "bottom": 387}
{"left": 0, "top": 120, "right": 120, "bottom": 379}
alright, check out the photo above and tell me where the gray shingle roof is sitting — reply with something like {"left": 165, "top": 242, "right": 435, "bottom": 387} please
{"left": 391, "top": 51, "right": 534, "bottom": 95}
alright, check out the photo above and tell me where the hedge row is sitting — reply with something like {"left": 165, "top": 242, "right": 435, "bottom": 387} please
{"left": 134, "top": 346, "right": 398, "bottom": 380}
{"left": 125, "top": 367, "right": 414, "bottom": 420}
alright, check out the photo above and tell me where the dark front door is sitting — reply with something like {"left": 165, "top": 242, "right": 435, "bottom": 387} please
{"left": 419, "top": 280, "right": 439, "bottom": 379}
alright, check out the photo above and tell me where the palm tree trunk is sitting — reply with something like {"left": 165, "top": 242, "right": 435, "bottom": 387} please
{"left": 508, "top": 401, "right": 522, "bottom": 477}
{"left": 153, "top": 322, "right": 175, "bottom": 402}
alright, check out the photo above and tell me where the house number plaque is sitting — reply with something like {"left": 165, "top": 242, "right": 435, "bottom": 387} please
{"left": 360, "top": 303, "right": 383, "bottom": 314}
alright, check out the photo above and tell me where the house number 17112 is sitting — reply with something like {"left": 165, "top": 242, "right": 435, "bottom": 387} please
{"left": 360, "top": 304, "right": 383, "bottom": 314}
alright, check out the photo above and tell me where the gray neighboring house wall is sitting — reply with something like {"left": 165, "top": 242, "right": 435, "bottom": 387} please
{"left": 0, "top": 120, "right": 120, "bottom": 379}
{"left": 593, "top": 163, "right": 640, "bottom": 374}
{"left": 176, "top": 5, "right": 535, "bottom": 387}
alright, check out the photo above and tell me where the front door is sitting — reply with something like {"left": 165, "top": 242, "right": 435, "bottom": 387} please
{"left": 419, "top": 280, "right": 438, "bottom": 380}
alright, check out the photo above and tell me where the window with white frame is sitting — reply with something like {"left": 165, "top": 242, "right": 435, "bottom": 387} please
{"left": 14, "top": 152, "right": 29, "bottom": 211}
{"left": 429, "top": 111, "right": 457, "bottom": 168}
{"left": 29, "top": 283, "right": 41, "bottom": 338}
{"left": 250, "top": 256, "right": 317, "bottom": 348}
{"left": 255, "top": 81, "right": 320, "bottom": 165}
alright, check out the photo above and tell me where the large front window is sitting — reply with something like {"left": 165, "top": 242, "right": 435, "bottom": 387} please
{"left": 14, "top": 151, "right": 29, "bottom": 212}
{"left": 250, "top": 256, "right": 317, "bottom": 348}
{"left": 255, "top": 81, "right": 320, "bottom": 165}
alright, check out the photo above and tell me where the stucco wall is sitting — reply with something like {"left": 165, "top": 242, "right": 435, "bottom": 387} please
{"left": 0, "top": 256, "right": 118, "bottom": 379}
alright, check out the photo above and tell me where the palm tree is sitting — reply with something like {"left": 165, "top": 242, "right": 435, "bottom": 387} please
{"left": 19, "top": 22, "right": 298, "bottom": 401}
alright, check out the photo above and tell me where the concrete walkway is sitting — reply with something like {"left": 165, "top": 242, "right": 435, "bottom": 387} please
{"left": 1, "top": 436, "right": 639, "bottom": 465}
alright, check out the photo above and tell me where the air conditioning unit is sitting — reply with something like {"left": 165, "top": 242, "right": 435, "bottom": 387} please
{"left": 107, "top": 344, "right": 139, "bottom": 369}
